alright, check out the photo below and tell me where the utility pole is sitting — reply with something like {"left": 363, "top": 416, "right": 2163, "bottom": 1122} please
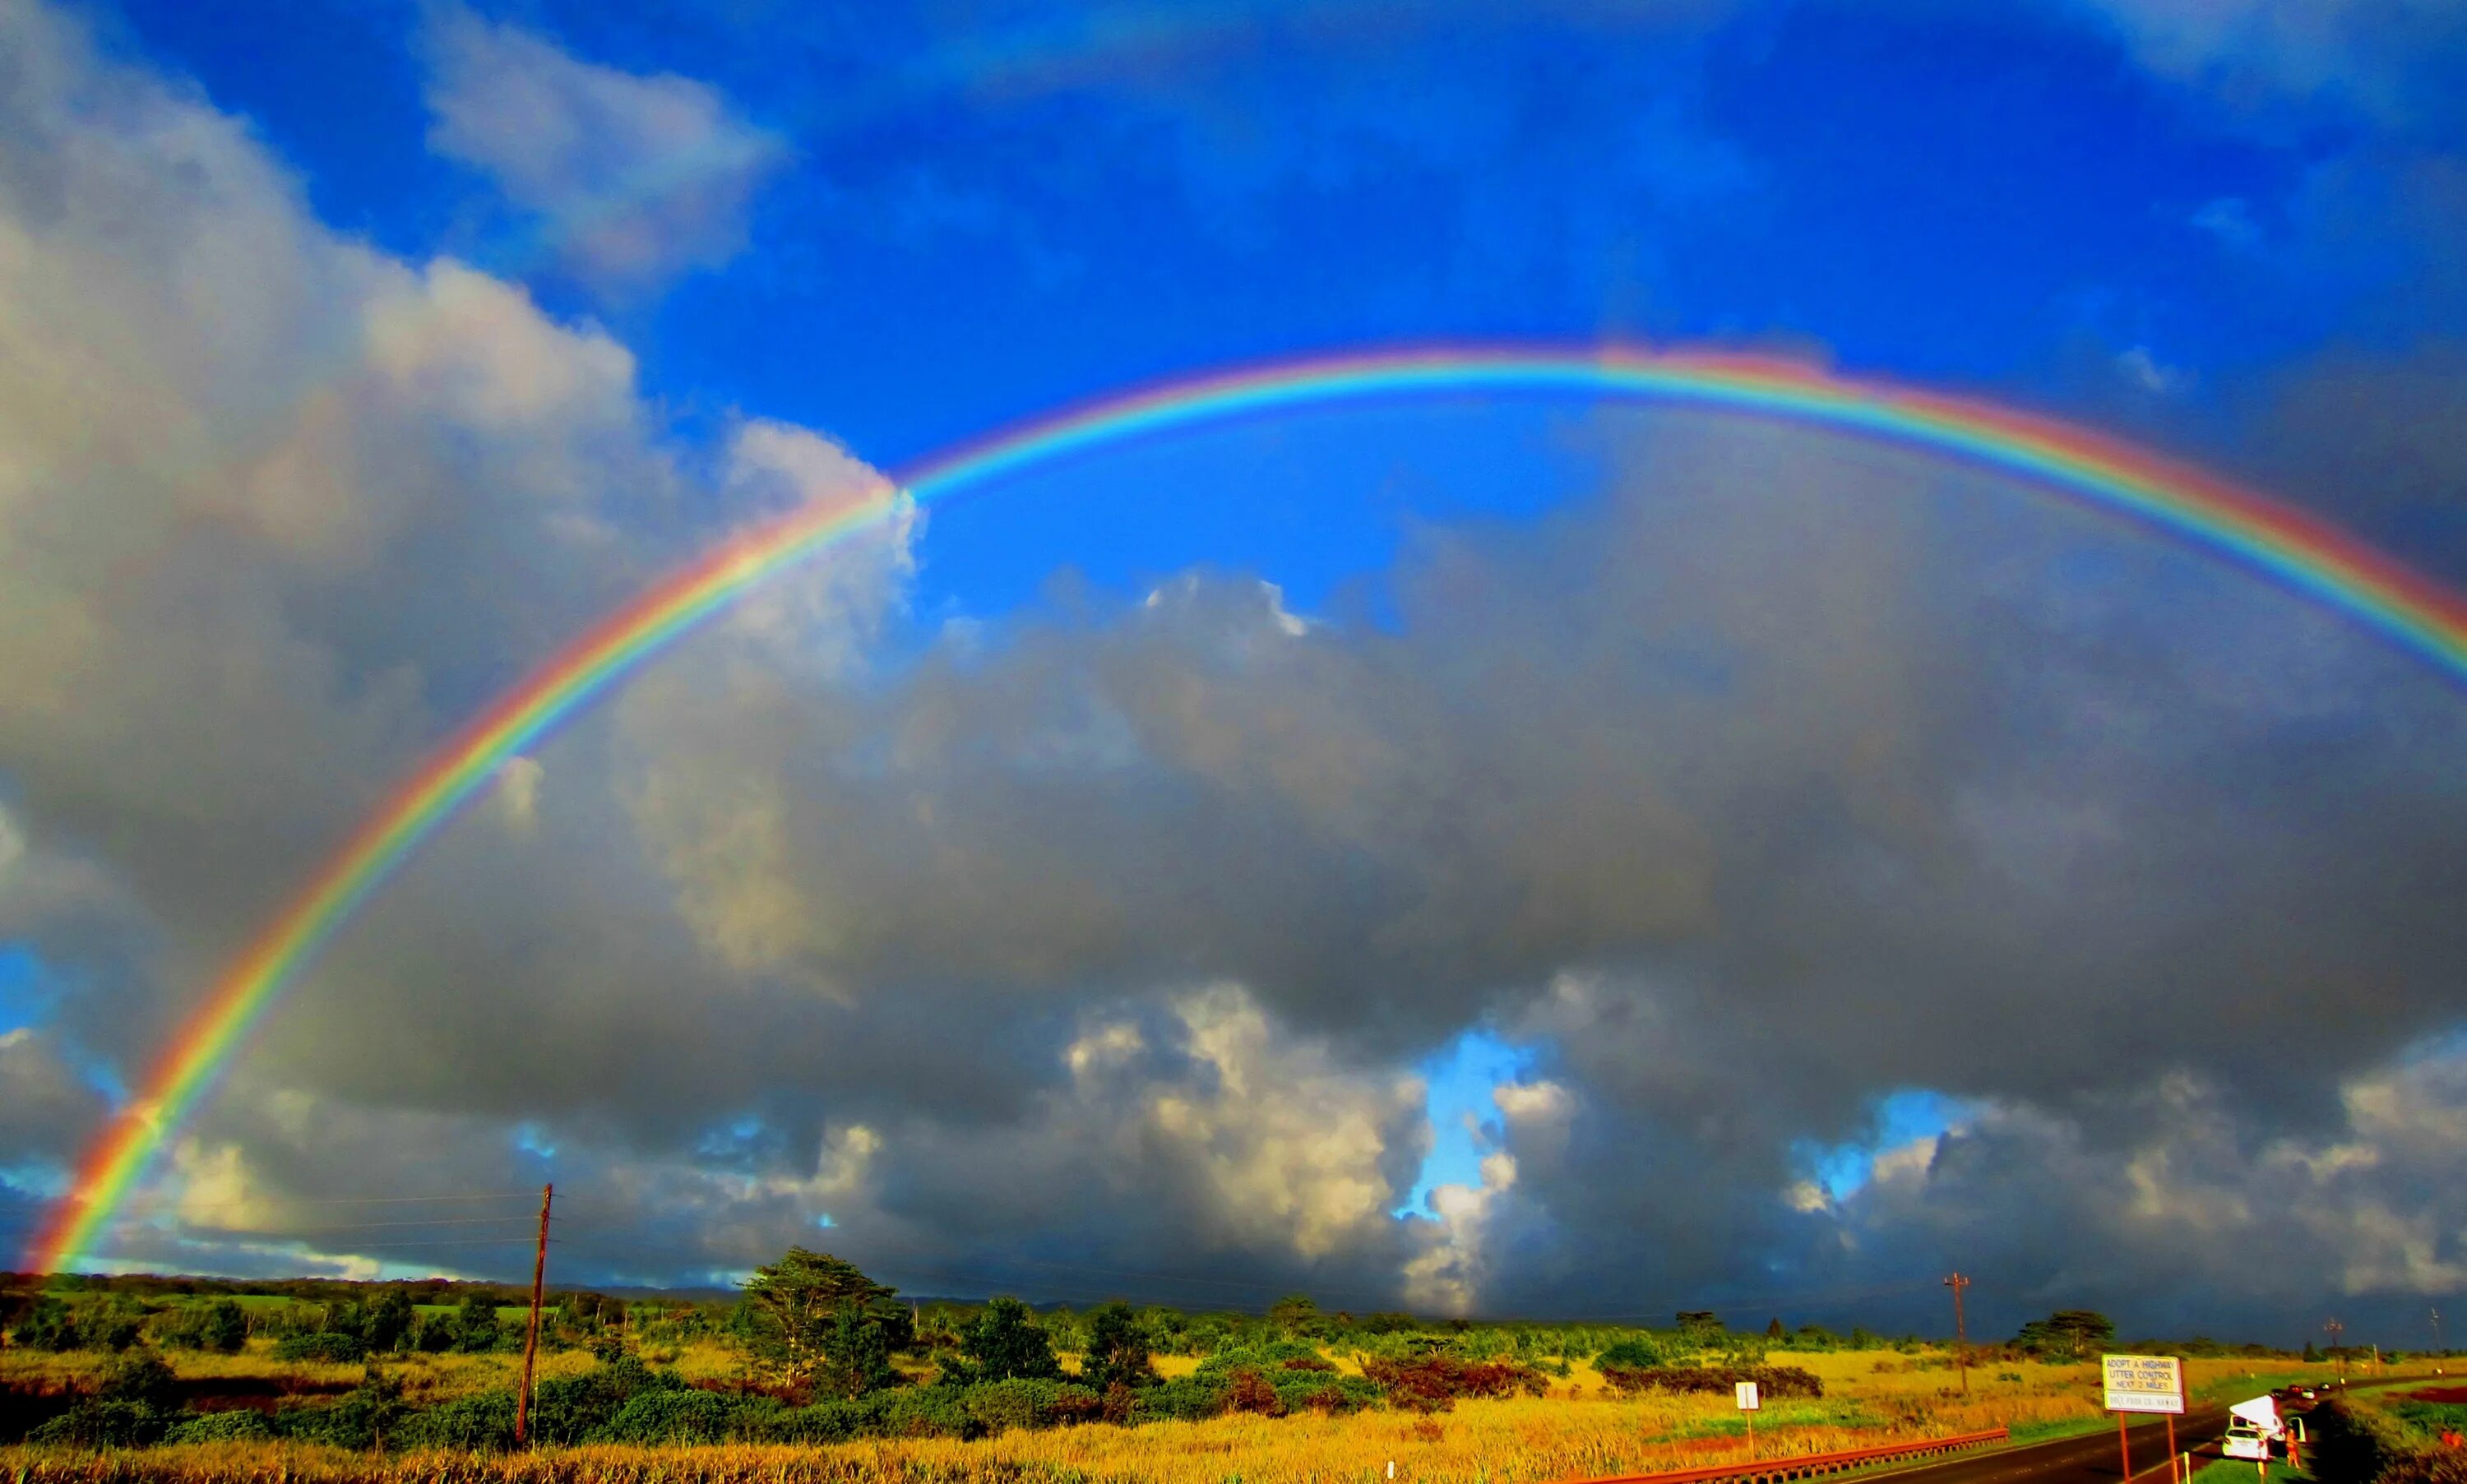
{"left": 1943, "top": 1274, "right": 1972, "bottom": 1394}
{"left": 2325, "top": 1319, "right": 2344, "bottom": 1385}
{"left": 2432, "top": 1306, "right": 2444, "bottom": 1358}
{"left": 515, "top": 1184, "right": 553, "bottom": 1446}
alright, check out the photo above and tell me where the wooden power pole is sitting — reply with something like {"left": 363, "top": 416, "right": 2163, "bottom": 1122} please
{"left": 515, "top": 1184, "right": 553, "bottom": 1445}
{"left": 1943, "top": 1273, "right": 1971, "bottom": 1394}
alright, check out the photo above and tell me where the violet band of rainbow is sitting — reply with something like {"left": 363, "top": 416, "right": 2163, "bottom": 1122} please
{"left": 34, "top": 345, "right": 2467, "bottom": 1272}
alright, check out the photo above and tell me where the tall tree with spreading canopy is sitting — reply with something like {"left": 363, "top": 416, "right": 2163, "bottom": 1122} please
{"left": 2012, "top": 1311, "right": 2116, "bottom": 1360}
{"left": 742, "top": 1248, "right": 912, "bottom": 1395}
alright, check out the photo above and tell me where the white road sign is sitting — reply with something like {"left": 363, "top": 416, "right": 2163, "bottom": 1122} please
{"left": 1735, "top": 1381, "right": 1761, "bottom": 1411}
{"left": 2102, "top": 1353, "right": 2185, "bottom": 1414}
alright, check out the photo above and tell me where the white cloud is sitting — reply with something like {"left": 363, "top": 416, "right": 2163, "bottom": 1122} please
{"left": 423, "top": 7, "right": 787, "bottom": 290}
{"left": 1402, "top": 1149, "right": 1517, "bottom": 1315}
{"left": 493, "top": 756, "right": 544, "bottom": 833}
{"left": 2116, "top": 344, "right": 2192, "bottom": 395}
{"left": 2073, "top": 0, "right": 2460, "bottom": 124}
{"left": 1137, "top": 986, "right": 1423, "bottom": 1260}
{"left": 715, "top": 420, "right": 914, "bottom": 676}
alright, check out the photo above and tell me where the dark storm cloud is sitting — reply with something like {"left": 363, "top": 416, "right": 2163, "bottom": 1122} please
{"left": 619, "top": 412, "right": 2467, "bottom": 1108}
{"left": 81, "top": 399, "right": 2467, "bottom": 1310}
{"left": 0, "top": 1029, "right": 108, "bottom": 1164}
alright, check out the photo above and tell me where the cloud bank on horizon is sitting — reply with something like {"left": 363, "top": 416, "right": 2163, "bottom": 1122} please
{"left": 0, "top": 0, "right": 2463, "bottom": 1341}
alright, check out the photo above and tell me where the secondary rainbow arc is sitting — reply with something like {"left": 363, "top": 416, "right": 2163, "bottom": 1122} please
{"left": 33, "top": 344, "right": 2467, "bottom": 1274}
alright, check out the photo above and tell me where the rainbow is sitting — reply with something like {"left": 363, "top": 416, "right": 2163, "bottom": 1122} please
{"left": 33, "top": 344, "right": 2467, "bottom": 1272}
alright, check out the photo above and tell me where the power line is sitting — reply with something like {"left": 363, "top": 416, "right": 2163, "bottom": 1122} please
{"left": 189, "top": 1215, "right": 544, "bottom": 1235}
{"left": 166, "top": 1190, "right": 550, "bottom": 1208}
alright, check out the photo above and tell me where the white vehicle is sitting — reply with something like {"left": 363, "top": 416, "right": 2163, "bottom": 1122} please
{"left": 2224, "top": 1396, "right": 2284, "bottom": 1461}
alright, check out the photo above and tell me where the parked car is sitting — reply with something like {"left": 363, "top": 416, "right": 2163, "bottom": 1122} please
{"left": 2224, "top": 1421, "right": 2274, "bottom": 1462}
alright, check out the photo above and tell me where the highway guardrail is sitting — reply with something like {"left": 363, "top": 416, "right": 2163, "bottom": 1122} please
{"left": 1562, "top": 1426, "right": 2014, "bottom": 1484}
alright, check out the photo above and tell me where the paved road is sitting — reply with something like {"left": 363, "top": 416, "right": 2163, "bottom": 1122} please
{"left": 1872, "top": 1409, "right": 2228, "bottom": 1484}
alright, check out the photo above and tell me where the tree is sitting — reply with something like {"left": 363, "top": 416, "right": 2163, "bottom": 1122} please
{"left": 456, "top": 1293, "right": 502, "bottom": 1353}
{"left": 201, "top": 1299, "right": 248, "bottom": 1354}
{"left": 1081, "top": 1301, "right": 1157, "bottom": 1393}
{"left": 953, "top": 1297, "right": 1062, "bottom": 1382}
{"left": 1767, "top": 1317, "right": 1786, "bottom": 1339}
{"left": 2012, "top": 1311, "right": 2115, "bottom": 1361}
{"left": 1676, "top": 1311, "right": 1724, "bottom": 1345}
{"left": 1270, "top": 1294, "right": 1329, "bottom": 1338}
{"left": 741, "top": 1247, "right": 910, "bottom": 1395}
{"left": 2303, "top": 1341, "right": 2323, "bottom": 1363}
{"left": 367, "top": 1288, "right": 417, "bottom": 1353}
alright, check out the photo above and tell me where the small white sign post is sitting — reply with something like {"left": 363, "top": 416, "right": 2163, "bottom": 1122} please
{"left": 2103, "top": 1355, "right": 2187, "bottom": 1484}
{"left": 1737, "top": 1380, "right": 1761, "bottom": 1459}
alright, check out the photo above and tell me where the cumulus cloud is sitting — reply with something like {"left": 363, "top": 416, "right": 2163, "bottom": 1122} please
{"left": 1130, "top": 987, "right": 1425, "bottom": 1260}
{"left": 545, "top": 405, "right": 2467, "bottom": 1320}
{"left": 1814, "top": 1047, "right": 2467, "bottom": 1329}
{"left": 422, "top": 7, "right": 786, "bottom": 291}
{"left": 0, "top": 0, "right": 904, "bottom": 1250}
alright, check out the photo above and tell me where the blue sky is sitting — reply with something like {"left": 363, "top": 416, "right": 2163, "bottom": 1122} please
{"left": 90, "top": 2, "right": 2425, "bottom": 464}
{"left": 2, "top": 0, "right": 2464, "bottom": 1332}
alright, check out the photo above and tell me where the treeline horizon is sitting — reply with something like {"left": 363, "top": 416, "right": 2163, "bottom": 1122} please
{"left": 0, "top": 1269, "right": 2326, "bottom": 1360}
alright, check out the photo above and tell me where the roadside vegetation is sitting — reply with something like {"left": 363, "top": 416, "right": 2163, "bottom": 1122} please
{"left": 0, "top": 1257, "right": 2372, "bottom": 1482}
{"left": 2305, "top": 1384, "right": 2467, "bottom": 1484}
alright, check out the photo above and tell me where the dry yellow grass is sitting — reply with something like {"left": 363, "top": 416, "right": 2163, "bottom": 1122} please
{"left": 0, "top": 1396, "right": 2038, "bottom": 1484}
{"left": 0, "top": 1343, "right": 2349, "bottom": 1484}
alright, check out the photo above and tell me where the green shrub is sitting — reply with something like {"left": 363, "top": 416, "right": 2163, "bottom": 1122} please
{"left": 15, "top": 1299, "right": 147, "bottom": 1353}
{"left": 1594, "top": 1336, "right": 1666, "bottom": 1370}
{"left": 1129, "top": 1375, "right": 1232, "bottom": 1424}
{"left": 1270, "top": 1371, "right": 1380, "bottom": 1415}
{"left": 530, "top": 1354, "right": 680, "bottom": 1445}
{"left": 96, "top": 1352, "right": 181, "bottom": 1411}
{"left": 163, "top": 1410, "right": 276, "bottom": 1445}
{"left": 396, "top": 1389, "right": 517, "bottom": 1451}
{"left": 275, "top": 1331, "right": 369, "bottom": 1363}
{"left": 1196, "top": 1339, "right": 1328, "bottom": 1375}
{"left": 271, "top": 1371, "right": 410, "bottom": 1449}
{"left": 956, "top": 1378, "right": 1104, "bottom": 1435}
{"left": 2313, "top": 1398, "right": 2437, "bottom": 1484}
{"left": 777, "top": 1398, "right": 870, "bottom": 1444}
{"left": 596, "top": 1387, "right": 743, "bottom": 1445}
{"left": 28, "top": 1400, "right": 173, "bottom": 1448}
{"left": 870, "top": 1386, "right": 983, "bottom": 1439}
